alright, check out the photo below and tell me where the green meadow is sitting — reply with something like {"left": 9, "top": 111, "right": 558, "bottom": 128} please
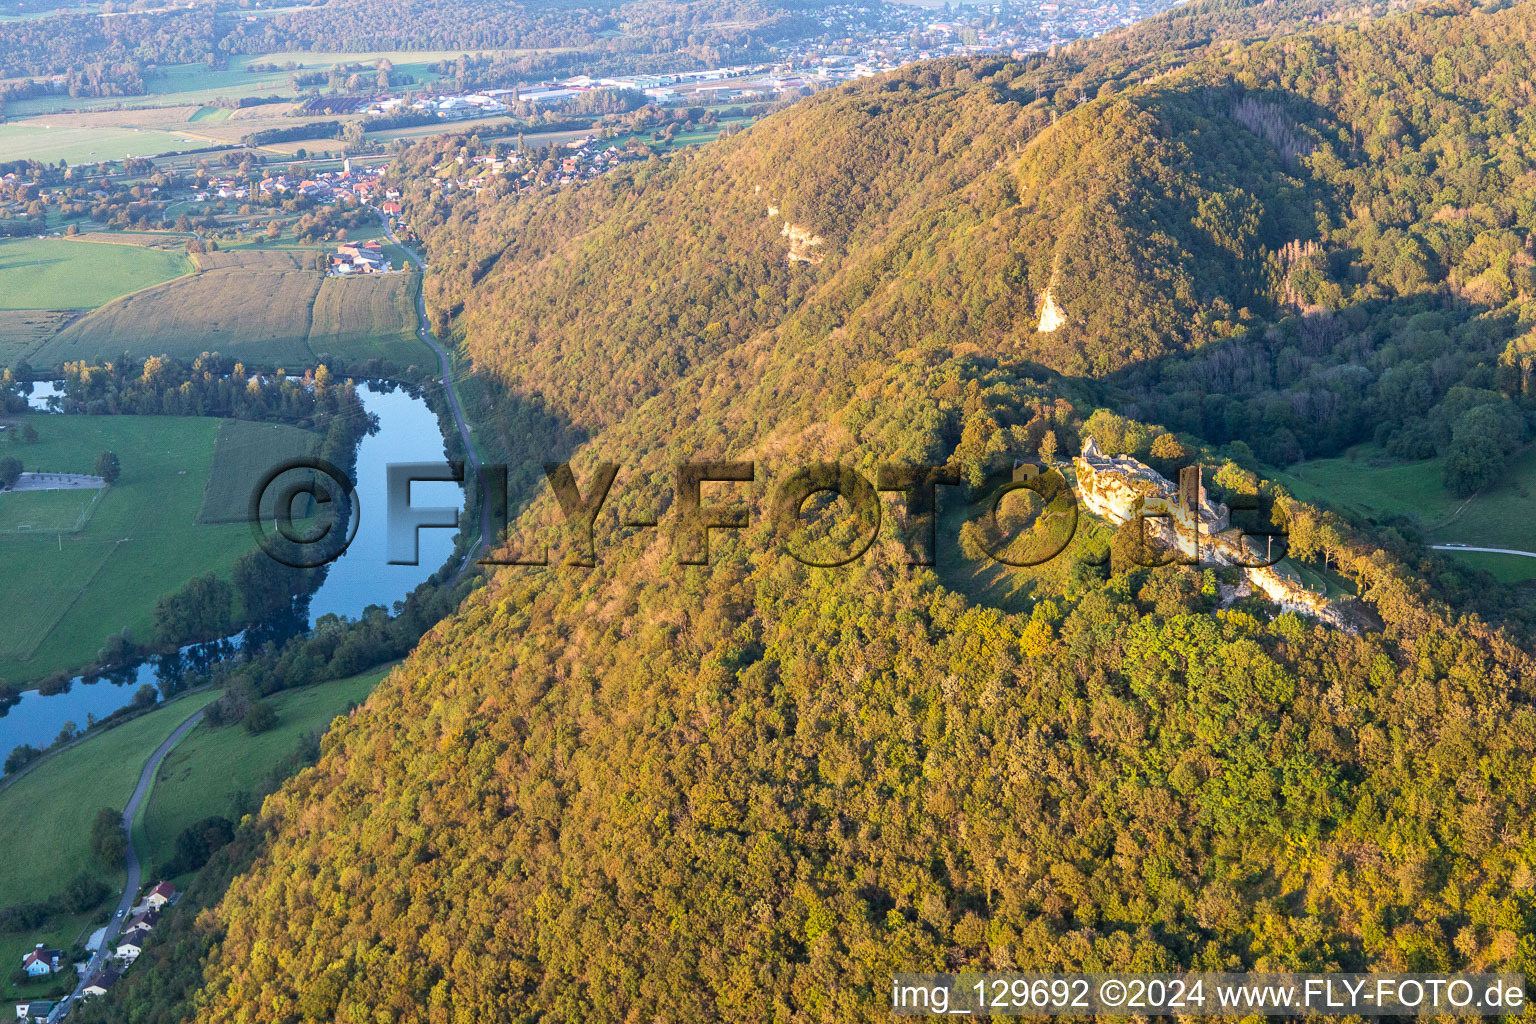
{"left": 0, "top": 416, "right": 271, "bottom": 682}
{"left": 1274, "top": 444, "right": 1536, "bottom": 581}
{"left": 0, "top": 237, "right": 192, "bottom": 311}
{"left": 0, "top": 123, "right": 197, "bottom": 164}
{"left": 198, "top": 419, "right": 323, "bottom": 523}
{"left": 137, "top": 665, "right": 394, "bottom": 879}
{"left": 0, "top": 913, "right": 90, "bottom": 1002}
{"left": 0, "top": 691, "right": 219, "bottom": 911}
{"left": 1441, "top": 550, "right": 1536, "bottom": 583}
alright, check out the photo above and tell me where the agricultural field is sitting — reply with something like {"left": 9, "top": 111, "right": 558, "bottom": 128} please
{"left": 307, "top": 272, "right": 427, "bottom": 367}
{"left": 1274, "top": 444, "right": 1536, "bottom": 581}
{"left": 0, "top": 690, "right": 219, "bottom": 911}
{"left": 0, "top": 237, "right": 192, "bottom": 312}
{"left": 188, "top": 106, "right": 233, "bottom": 123}
{"left": 0, "top": 416, "right": 268, "bottom": 682}
{"left": 32, "top": 248, "right": 428, "bottom": 370}
{"left": 0, "top": 310, "right": 80, "bottom": 367}
{"left": 198, "top": 419, "right": 322, "bottom": 523}
{"left": 136, "top": 665, "right": 393, "bottom": 879}
{"left": 0, "top": 123, "right": 197, "bottom": 164}
{"left": 35, "top": 249, "right": 322, "bottom": 367}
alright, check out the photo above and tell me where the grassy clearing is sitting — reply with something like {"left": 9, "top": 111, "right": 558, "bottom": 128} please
{"left": 188, "top": 106, "right": 232, "bottom": 123}
{"left": 0, "top": 690, "right": 219, "bottom": 911}
{"left": 931, "top": 483, "right": 1112, "bottom": 613}
{"left": 0, "top": 238, "right": 192, "bottom": 311}
{"left": 307, "top": 273, "right": 428, "bottom": 367}
{"left": 35, "top": 249, "right": 321, "bottom": 367}
{"left": 0, "top": 123, "right": 195, "bottom": 164}
{"left": 137, "top": 666, "right": 393, "bottom": 879}
{"left": 197, "top": 419, "right": 322, "bottom": 523}
{"left": 0, "top": 416, "right": 266, "bottom": 682}
{"left": 0, "top": 487, "right": 102, "bottom": 534}
{"left": 1275, "top": 444, "right": 1536, "bottom": 553}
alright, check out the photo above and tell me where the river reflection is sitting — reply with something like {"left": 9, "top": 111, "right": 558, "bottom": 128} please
{"left": 0, "top": 380, "right": 465, "bottom": 759}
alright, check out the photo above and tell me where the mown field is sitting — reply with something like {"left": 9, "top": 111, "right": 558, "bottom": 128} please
{"left": 0, "top": 690, "right": 219, "bottom": 911}
{"left": 1275, "top": 444, "right": 1536, "bottom": 581}
{"left": 0, "top": 123, "right": 197, "bottom": 164}
{"left": 198, "top": 418, "right": 322, "bottom": 523}
{"left": 136, "top": 665, "right": 393, "bottom": 879}
{"left": 0, "top": 237, "right": 192, "bottom": 311}
{"left": 30, "top": 248, "right": 427, "bottom": 369}
{"left": 0, "top": 310, "right": 80, "bottom": 368}
{"left": 0, "top": 416, "right": 266, "bottom": 682}
{"left": 308, "top": 273, "right": 427, "bottom": 366}
{"left": 34, "top": 249, "right": 319, "bottom": 366}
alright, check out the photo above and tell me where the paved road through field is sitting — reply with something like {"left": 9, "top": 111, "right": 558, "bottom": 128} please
{"left": 374, "top": 207, "right": 492, "bottom": 575}
{"left": 48, "top": 707, "right": 206, "bottom": 1023}
{"left": 1431, "top": 544, "right": 1536, "bottom": 558}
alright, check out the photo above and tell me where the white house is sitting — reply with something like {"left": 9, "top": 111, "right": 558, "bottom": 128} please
{"left": 81, "top": 968, "right": 120, "bottom": 998}
{"left": 116, "top": 934, "right": 145, "bottom": 964}
{"left": 14, "top": 1001, "right": 55, "bottom": 1023}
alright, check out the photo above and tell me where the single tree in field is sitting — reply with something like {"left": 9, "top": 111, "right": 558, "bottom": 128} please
{"left": 22, "top": 425, "right": 38, "bottom": 445}
{"left": 0, "top": 456, "right": 21, "bottom": 490}
{"left": 95, "top": 451, "right": 121, "bottom": 485}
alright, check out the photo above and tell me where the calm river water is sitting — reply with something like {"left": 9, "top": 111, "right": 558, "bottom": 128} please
{"left": 0, "top": 380, "right": 465, "bottom": 757}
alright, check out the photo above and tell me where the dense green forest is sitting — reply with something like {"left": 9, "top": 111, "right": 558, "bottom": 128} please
{"left": 75, "top": 0, "right": 1536, "bottom": 1021}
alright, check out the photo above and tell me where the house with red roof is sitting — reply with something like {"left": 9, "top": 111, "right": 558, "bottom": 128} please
{"left": 19, "top": 945, "right": 61, "bottom": 977}
{"left": 143, "top": 880, "right": 176, "bottom": 908}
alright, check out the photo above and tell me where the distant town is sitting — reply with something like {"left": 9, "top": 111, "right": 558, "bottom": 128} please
{"left": 354, "top": 0, "right": 1179, "bottom": 122}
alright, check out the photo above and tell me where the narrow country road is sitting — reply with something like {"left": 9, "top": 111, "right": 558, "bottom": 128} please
{"left": 374, "top": 207, "right": 493, "bottom": 575}
{"left": 49, "top": 707, "right": 206, "bottom": 1023}
{"left": 1431, "top": 544, "right": 1536, "bottom": 558}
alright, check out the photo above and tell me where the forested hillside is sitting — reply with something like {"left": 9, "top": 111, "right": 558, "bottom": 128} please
{"left": 84, "top": 0, "right": 1536, "bottom": 1021}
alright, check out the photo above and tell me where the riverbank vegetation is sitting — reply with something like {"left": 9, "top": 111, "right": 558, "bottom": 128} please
{"left": 0, "top": 360, "right": 375, "bottom": 688}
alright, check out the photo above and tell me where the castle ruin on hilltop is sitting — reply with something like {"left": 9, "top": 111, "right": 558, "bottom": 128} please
{"left": 1072, "top": 438, "right": 1351, "bottom": 629}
